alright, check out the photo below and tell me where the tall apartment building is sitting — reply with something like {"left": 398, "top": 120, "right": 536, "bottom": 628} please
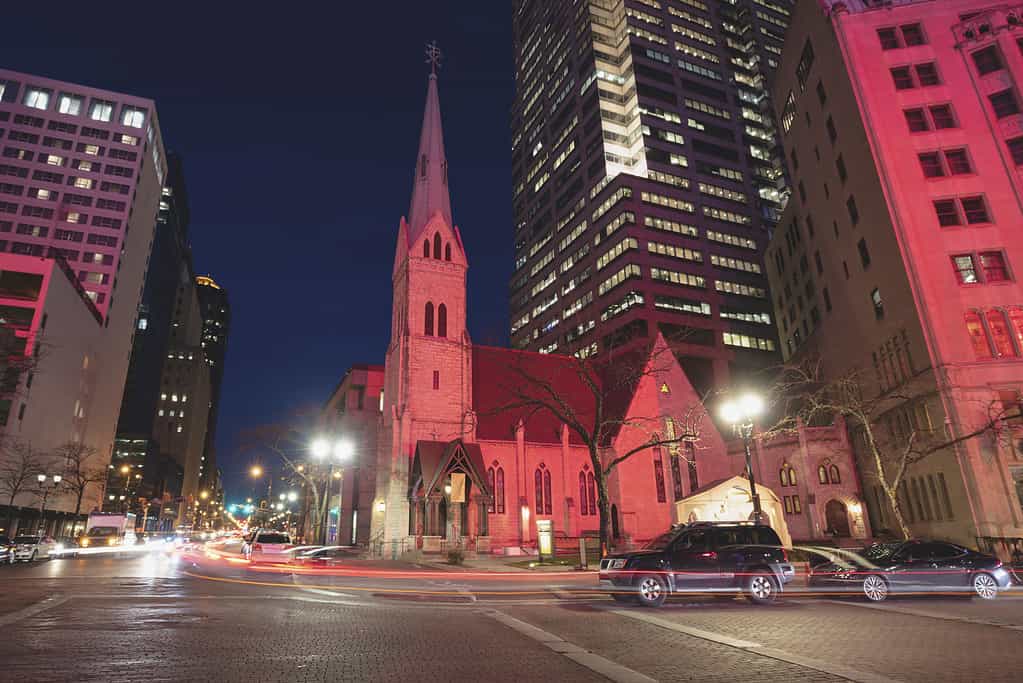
{"left": 767, "top": 0, "right": 1023, "bottom": 554}
{"left": 195, "top": 273, "right": 230, "bottom": 492}
{"left": 509, "top": 0, "right": 791, "bottom": 394}
{"left": 0, "top": 70, "right": 165, "bottom": 527}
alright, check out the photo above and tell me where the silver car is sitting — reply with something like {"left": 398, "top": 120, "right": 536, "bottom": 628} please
{"left": 12, "top": 535, "right": 57, "bottom": 562}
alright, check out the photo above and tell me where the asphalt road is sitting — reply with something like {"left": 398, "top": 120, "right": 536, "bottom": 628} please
{"left": 1, "top": 548, "right": 1021, "bottom": 682}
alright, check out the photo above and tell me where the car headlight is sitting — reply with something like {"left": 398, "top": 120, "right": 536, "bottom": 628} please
{"left": 54, "top": 544, "right": 64, "bottom": 552}
{"left": 108, "top": 538, "right": 117, "bottom": 546}
{"left": 81, "top": 539, "right": 90, "bottom": 547}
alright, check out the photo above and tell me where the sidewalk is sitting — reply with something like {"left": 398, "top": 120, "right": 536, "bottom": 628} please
{"left": 413, "top": 553, "right": 598, "bottom": 573}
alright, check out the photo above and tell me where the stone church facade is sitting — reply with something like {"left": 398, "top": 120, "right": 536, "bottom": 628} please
{"left": 319, "top": 72, "right": 868, "bottom": 554}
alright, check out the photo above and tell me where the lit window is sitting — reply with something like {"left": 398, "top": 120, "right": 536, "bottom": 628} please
{"left": 74, "top": 177, "right": 93, "bottom": 189}
{"left": 120, "top": 106, "right": 146, "bottom": 128}
{"left": 137, "top": 317, "right": 148, "bottom": 330}
{"left": 46, "top": 155, "right": 64, "bottom": 166}
{"left": 90, "top": 100, "right": 114, "bottom": 122}
{"left": 58, "top": 94, "right": 83, "bottom": 116}
{"left": 83, "top": 145, "right": 100, "bottom": 156}
{"left": 23, "top": 88, "right": 50, "bottom": 110}
{"left": 171, "top": 394, "right": 178, "bottom": 402}
{"left": 160, "top": 393, "right": 167, "bottom": 400}
{"left": 951, "top": 255, "right": 978, "bottom": 284}
{"left": 177, "top": 424, "right": 183, "bottom": 433}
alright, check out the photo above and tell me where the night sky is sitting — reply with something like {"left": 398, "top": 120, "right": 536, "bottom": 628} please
{"left": 4, "top": 3, "right": 514, "bottom": 499}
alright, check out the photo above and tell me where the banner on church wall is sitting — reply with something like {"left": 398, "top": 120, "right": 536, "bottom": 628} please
{"left": 450, "top": 473, "right": 466, "bottom": 503}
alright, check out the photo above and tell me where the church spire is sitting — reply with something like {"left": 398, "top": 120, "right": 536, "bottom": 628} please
{"left": 407, "top": 42, "right": 453, "bottom": 245}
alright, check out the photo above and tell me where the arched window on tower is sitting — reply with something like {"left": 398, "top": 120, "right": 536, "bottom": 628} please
{"left": 495, "top": 467, "right": 505, "bottom": 513}
{"left": 444, "top": 243, "right": 451, "bottom": 261}
{"left": 829, "top": 465, "right": 841, "bottom": 484}
{"left": 543, "top": 468, "right": 552, "bottom": 515}
{"left": 433, "top": 232, "right": 442, "bottom": 259}
{"left": 578, "top": 471, "right": 589, "bottom": 516}
{"left": 487, "top": 467, "right": 496, "bottom": 513}
{"left": 424, "top": 302, "right": 434, "bottom": 336}
{"left": 818, "top": 464, "right": 829, "bottom": 485}
{"left": 437, "top": 304, "right": 447, "bottom": 338}
{"left": 423, "top": 240, "right": 430, "bottom": 258}
{"left": 420, "top": 154, "right": 427, "bottom": 178}
{"left": 534, "top": 468, "right": 544, "bottom": 515}
{"left": 652, "top": 446, "right": 667, "bottom": 503}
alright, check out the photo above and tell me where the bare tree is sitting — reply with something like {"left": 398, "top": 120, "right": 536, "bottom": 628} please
{"left": 768, "top": 358, "right": 1009, "bottom": 539}
{"left": 237, "top": 422, "right": 327, "bottom": 543}
{"left": 0, "top": 440, "right": 44, "bottom": 531}
{"left": 488, "top": 335, "right": 707, "bottom": 556}
{"left": 54, "top": 441, "right": 106, "bottom": 518}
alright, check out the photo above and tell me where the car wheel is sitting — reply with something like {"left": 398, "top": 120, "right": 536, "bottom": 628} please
{"left": 635, "top": 574, "right": 667, "bottom": 608}
{"left": 29, "top": 551, "right": 37, "bottom": 563}
{"left": 862, "top": 574, "right": 889, "bottom": 602}
{"left": 745, "top": 572, "right": 777, "bottom": 605}
{"left": 972, "top": 572, "right": 999, "bottom": 600}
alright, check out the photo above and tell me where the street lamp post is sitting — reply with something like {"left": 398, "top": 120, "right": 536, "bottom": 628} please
{"left": 311, "top": 437, "right": 354, "bottom": 544}
{"left": 37, "top": 473, "right": 62, "bottom": 535}
{"left": 719, "top": 393, "right": 765, "bottom": 525}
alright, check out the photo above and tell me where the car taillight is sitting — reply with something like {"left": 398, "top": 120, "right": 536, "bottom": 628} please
{"left": 781, "top": 548, "right": 788, "bottom": 562}
{"left": 253, "top": 543, "right": 263, "bottom": 551}
{"left": 993, "top": 560, "right": 1003, "bottom": 569}
{"left": 699, "top": 551, "right": 717, "bottom": 560}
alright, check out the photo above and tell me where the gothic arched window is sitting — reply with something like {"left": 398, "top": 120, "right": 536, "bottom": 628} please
{"left": 829, "top": 465, "right": 841, "bottom": 484}
{"left": 486, "top": 467, "right": 495, "bottom": 513}
{"left": 495, "top": 467, "right": 505, "bottom": 514}
{"left": 433, "top": 232, "right": 442, "bottom": 259}
{"left": 779, "top": 467, "right": 789, "bottom": 487}
{"left": 534, "top": 468, "right": 544, "bottom": 514}
{"left": 543, "top": 468, "right": 552, "bottom": 515}
{"left": 586, "top": 471, "right": 596, "bottom": 516}
{"left": 965, "top": 310, "right": 993, "bottom": 359}
{"left": 437, "top": 304, "right": 447, "bottom": 338}
{"left": 987, "top": 309, "right": 1016, "bottom": 357}
{"left": 423, "top": 240, "right": 430, "bottom": 258}
{"left": 578, "top": 471, "right": 588, "bottom": 516}
{"left": 818, "top": 464, "right": 829, "bottom": 485}
{"left": 444, "top": 243, "right": 452, "bottom": 261}
{"left": 652, "top": 446, "right": 667, "bottom": 503}
{"left": 424, "top": 302, "right": 434, "bottom": 336}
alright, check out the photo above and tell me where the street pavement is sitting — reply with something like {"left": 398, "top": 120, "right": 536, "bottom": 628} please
{"left": 1, "top": 549, "right": 1021, "bottom": 682}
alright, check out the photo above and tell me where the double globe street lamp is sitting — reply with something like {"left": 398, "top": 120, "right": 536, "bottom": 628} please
{"left": 37, "top": 473, "right": 62, "bottom": 534}
{"left": 719, "top": 393, "right": 765, "bottom": 525}
{"left": 311, "top": 436, "right": 354, "bottom": 544}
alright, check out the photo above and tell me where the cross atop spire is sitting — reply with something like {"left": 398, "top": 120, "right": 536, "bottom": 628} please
{"left": 406, "top": 45, "right": 453, "bottom": 245}
{"left": 425, "top": 41, "right": 442, "bottom": 77}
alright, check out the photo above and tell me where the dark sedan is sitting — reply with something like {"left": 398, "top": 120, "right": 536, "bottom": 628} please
{"left": 808, "top": 540, "right": 1012, "bottom": 601}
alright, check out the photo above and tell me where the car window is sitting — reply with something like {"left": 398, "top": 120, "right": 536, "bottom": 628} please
{"left": 13, "top": 536, "right": 39, "bottom": 544}
{"left": 0, "top": 536, "right": 9, "bottom": 545}
{"left": 753, "top": 526, "right": 782, "bottom": 547}
{"left": 643, "top": 531, "right": 678, "bottom": 550}
{"left": 917, "top": 542, "right": 964, "bottom": 561}
{"left": 256, "top": 533, "right": 290, "bottom": 544}
{"left": 713, "top": 528, "right": 743, "bottom": 547}
{"left": 674, "top": 529, "right": 709, "bottom": 552}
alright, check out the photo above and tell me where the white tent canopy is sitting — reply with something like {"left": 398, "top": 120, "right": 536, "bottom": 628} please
{"left": 674, "top": 475, "right": 792, "bottom": 548}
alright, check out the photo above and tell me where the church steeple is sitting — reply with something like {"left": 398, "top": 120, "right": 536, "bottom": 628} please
{"left": 407, "top": 42, "right": 452, "bottom": 246}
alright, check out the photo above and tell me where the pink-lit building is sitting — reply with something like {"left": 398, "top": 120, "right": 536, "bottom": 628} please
{"left": 328, "top": 69, "right": 863, "bottom": 554}
{"left": 0, "top": 70, "right": 165, "bottom": 528}
{"left": 768, "top": 0, "right": 1023, "bottom": 555}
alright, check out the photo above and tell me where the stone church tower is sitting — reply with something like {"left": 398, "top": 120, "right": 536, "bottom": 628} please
{"left": 371, "top": 69, "right": 473, "bottom": 545}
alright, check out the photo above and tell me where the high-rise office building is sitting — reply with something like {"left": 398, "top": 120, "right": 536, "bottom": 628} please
{"left": 509, "top": 0, "right": 791, "bottom": 394}
{"left": 0, "top": 69, "right": 166, "bottom": 528}
{"left": 195, "top": 273, "right": 230, "bottom": 490}
{"left": 767, "top": 0, "right": 1023, "bottom": 553}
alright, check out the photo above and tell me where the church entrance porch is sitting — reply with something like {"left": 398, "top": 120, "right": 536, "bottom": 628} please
{"left": 409, "top": 439, "right": 492, "bottom": 553}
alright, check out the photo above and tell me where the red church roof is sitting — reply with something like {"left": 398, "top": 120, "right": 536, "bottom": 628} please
{"left": 471, "top": 345, "right": 645, "bottom": 446}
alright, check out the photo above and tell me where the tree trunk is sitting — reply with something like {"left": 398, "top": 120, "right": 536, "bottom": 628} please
{"left": 74, "top": 489, "right": 84, "bottom": 518}
{"left": 882, "top": 484, "right": 911, "bottom": 540}
{"left": 594, "top": 453, "right": 612, "bottom": 557}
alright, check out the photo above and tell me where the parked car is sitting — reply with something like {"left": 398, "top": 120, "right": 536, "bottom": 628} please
{"left": 599, "top": 522, "right": 794, "bottom": 607}
{"left": 0, "top": 535, "right": 13, "bottom": 565}
{"left": 51, "top": 537, "right": 80, "bottom": 558}
{"left": 12, "top": 535, "right": 58, "bottom": 562}
{"left": 808, "top": 540, "right": 1012, "bottom": 601}
{"left": 295, "top": 546, "right": 357, "bottom": 566}
{"left": 242, "top": 530, "right": 293, "bottom": 562}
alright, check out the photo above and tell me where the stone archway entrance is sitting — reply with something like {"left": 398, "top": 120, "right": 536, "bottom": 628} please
{"left": 825, "top": 499, "right": 851, "bottom": 537}
{"left": 408, "top": 439, "right": 492, "bottom": 552}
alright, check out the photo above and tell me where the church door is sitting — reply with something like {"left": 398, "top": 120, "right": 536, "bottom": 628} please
{"left": 825, "top": 499, "right": 851, "bottom": 537}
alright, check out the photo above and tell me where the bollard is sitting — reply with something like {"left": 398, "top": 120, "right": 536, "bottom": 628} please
{"left": 579, "top": 537, "right": 588, "bottom": 570}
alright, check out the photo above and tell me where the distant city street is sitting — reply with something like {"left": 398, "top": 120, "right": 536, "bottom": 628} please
{"left": 2, "top": 548, "right": 1022, "bottom": 682}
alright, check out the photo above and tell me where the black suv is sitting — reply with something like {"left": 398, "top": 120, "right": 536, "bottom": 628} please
{"left": 598, "top": 522, "right": 794, "bottom": 607}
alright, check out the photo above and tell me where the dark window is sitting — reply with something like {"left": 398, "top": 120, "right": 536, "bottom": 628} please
{"left": 796, "top": 39, "right": 815, "bottom": 91}
{"left": 488, "top": 468, "right": 497, "bottom": 513}
{"left": 843, "top": 261, "right": 850, "bottom": 279}
{"left": 543, "top": 469, "right": 552, "bottom": 515}
{"left": 1007, "top": 136, "right": 1023, "bottom": 165}
{"left": 790, "top": 148, "right": 799, "bottom": 171}
{"left": 857, "top": 238, "right": 871, "bottom": 268}
{"left": 918, "top": 152, "right": 944, "bottom": 178}
{"left": 846, "top": 196, "right": 859, "bottom": 225}
{"left": 444, "top": 243, "right": 451, "bottom": 261}
{"left": 798, "top": 180, "right": 806, "bottom": 203}
{"left": 877, "top": 28, "right": 900, "bottom": 50}
{"left": 496, "top": 468, "right": 505, "bottom": 513}
{"left": 972, "top": 46, "right": 1003, "bottom": 75}
{"left": 929, "top": 104, "right": 957, "bottom": 129}
{"left": 433, "top": 232, "right": 442, "bottom": 259}
{"left": 816, "top": 80, "right": 827, "bottom": 105}
{"left": 653, "top": 447, "right": 667, "bottom": 503}
{"left": 432, "top": 370, "right": 439, "bottom": 390}
{"left": 826, "top": 116, "right": 837, "bottom": 143}
{"left": 944, "top": 149, "right": 972, "bottom": 175}
{"left": 578, "top": 471, "right": 589, "bottom": 515}
{"left": 836, "top": 155, "right": 847, "bottom": 182}
{"left": 423, "top": 240, "right": 430, "bottom": 257}
{"left": 980, "top": 251, "right": 1010, "bottom": 281}
{"left": 990, "top": 89, "right": 1020, "bottom": 119}
{"left": 961, "top": 196, "right": 989, "bottom": 224}
{"left": 951, "top": 254, "right": 978, "bottom": 284}
{"left": 891, "top": 66, "right": 914, "bottom": 90}
{"left": 534, "top": 469, "right": 544, "bottom": 514}
{"left": 806, "top": 214, "right": 815, "bottom": 237}
{"left": 934, "top": 199, "right": 961, "bottom": 226}
{"left": 424, "top": 301, "right": 434, "bottom": 335}
{"left": 901, "top": 23, "right": 926, "bottom": 46}
{"left": 904, "top": 108, "right": 929, "bottom": 132}
{"left": 670, "top": 451, "right": 684, "bottom": 501}
{"left": 587, "top": 472, "right": 596, "bottom": 515}
{"left": 815, "top": 251, "right": 823, "bottom": 275}
{"left": 823, "top": 287, "right": 832, "bottom": 312}
{"left": 915, "top": 63, "right": 940, "bottom": 86}
{"left": 437, "top": 303, "right": 447, "bottom": 337}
